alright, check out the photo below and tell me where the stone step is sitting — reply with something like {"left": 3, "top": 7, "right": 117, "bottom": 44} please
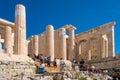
{"left": 45, "top": 66, "right": 60, "bottom": 72}
{"left": 35, "top": 61, "right": 60, "bottom": 72}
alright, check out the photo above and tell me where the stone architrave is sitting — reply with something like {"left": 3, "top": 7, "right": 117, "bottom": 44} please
{"left": 68, "top": 28, "right": 75, "bottom": 60}
{"left": 59, "top": 28, "right": 66, "bottom": 60}
{"left": 14, "top": 4, "right": 27, "bottom": 55}
{"left": 46, "top": 25, "right": 54, "bottom": 61}
{"left": 0, "top": 35, "right": 2, "bottom": 53}
{"left": 34, "top": 35, "right": 39, "bottom": 56}
{"left": 4, "top": 26, "right": 12, "bottom": 54}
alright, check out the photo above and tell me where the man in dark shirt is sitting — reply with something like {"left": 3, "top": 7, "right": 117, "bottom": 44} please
{"left": 47, "top": 56, "right": 51, "bottom": 67}
{"left": 78, "top": 59, "right": 85, "bottom": 71}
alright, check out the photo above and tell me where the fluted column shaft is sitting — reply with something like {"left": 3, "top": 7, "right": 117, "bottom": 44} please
{"left": 34, "top": 35, "right": 39, "bottom": 56}
{"left": 0, "top": 35, "right": 2, "bottom": 53}
{"left": 46, "top": 25, "right": 54, "bottom": 61}
{"left": 68, "top": 28, "right": 75, "bottom": 60}
{"left": 14, "top": 4, "right": 27, "bottom": 55}
{"left": 4, "top": 26, "right": 12, "bottom": 54}
{"left": 59, "top": 28, "right": 66, "bottom": 60}
{"left": 87, "top": 39, "right": 91, "bottom": 60}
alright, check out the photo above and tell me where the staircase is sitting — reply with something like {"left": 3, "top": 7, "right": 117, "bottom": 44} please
{"left": 35, "top": 61, "right": 60, "bottom": 72}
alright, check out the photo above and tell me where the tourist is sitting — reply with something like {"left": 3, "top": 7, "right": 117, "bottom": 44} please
{"left": 87, "top": 65, "right": 92, "bottom": 73}
{"left": 80, "top": 59, "right": 85, "bottom": 67}
{"left": 38, "top": 54, "right": 44, "bottom": 62}
{"left": 32, "top": 54, "right": 36, "bottom": 61}
{"left": 47, "top": 56, "right": 51, "bottom": 67}
{"left": 38, "top": 60, "right": 45, "bottom": 73}
{"left": 97, "top": 68, "right": 101, "bottom": 74}
{"left": 78, "top": 59, "right": 85, "bottom": 71}
{"left": 72, "top": 59, "right": 76, "bottom": 71}
{"left": 53, "top": 58, "right": 57, "bottom": 67}
{"left": 44, "top": 56, "right": 47, "bottom": 63}
{"left": 60, "top": 58, "right": 65, "bottom": 72}
{"left": 91, "top": 65, "right": 96, "bottom": 73}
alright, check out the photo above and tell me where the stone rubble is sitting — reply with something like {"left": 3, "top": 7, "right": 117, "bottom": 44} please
{"left": 0, "top": 71, "right": 113, "bottom": 80}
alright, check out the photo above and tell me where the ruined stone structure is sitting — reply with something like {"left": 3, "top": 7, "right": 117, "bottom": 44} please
{"left": 28, "top": 22, "right": 115, "bottom": 61}
{"left": 0, "top": 4, "right": 115, "bottom": 62}
{"left": 0, "top": 4, "right": 118, "bottom": 74}
{"left": 0, "top": 4, "right": 35, "bottom": 76}
{"left": 75, "top": 22, "right": 115, "bottom": 61}
{"left": 0, "top": 4, "right": 27, "bottom": 55}
{"left": 86, "top": 54, "right": 120, "bottom": 69}
{"left": 28, "top": 25, "right": 76, "bottom": 61}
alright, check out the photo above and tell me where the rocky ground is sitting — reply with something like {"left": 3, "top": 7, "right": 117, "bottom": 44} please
{"left": 0, "top": 71, "right": 114, "bottom": 80}
{"left": 0, "top": 57, "right": 119, "bottom": 80}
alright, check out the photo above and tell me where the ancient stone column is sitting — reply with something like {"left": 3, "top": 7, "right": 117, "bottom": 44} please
{"left": 107, "top": 22, "right": 115, "bottom": 57}
{"left": 87, "top": 39, "right": 91, "bottom": 60}
{"left": 0, "top": 35, "right": 2, "bottom": 53}
{"left": 107, "top": 32, "right": 115, "bottom": 57}
{"left": 14, "top": 4, "right": 27, "bottom": 55}
{"left": 28, "top": 36, "right": 34, "bottom": 58}
{"left": 98, "top": 35, "right": 102, "bottom": 59}
{"left": 102, "top": 35, "right": 108, "bottom": 58}
{"left": 59, "top": 28, "right": 66, "bottom": 60}
{"left": 88, "top": 50, "right": 91, "bottom": 60}
{"left": 68, "top": 28, "right": 75, "bottom": 60}
{"left": 4, "top": 26, "right": 12, "bottom": 54}
{"left": 39, "top": 33, "right": 47, "bottom": 56}
{"left": 77, "top": 43, "right": 81, "bottom": 60}
{"left": 46, "top": 25, "right": 54, "bottom": 61}
{"left": 34, "top": 35, "right": 39, "bottom": 56}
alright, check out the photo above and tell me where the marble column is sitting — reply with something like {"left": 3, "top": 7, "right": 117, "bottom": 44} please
{"left": 102, "top": 35, "right": 108, "bottom": 58}
{"left": 59, "top": 28, "right": 66, "bottom": 60}
{"left": 34, "top": 35, "right": 39, "bottom": 56}
{"left": 14, "top": 4, "right": 27, "bottom": 55}
{"left": 68, "top": 28, "right": 75, "bottom": 60}
{"left": 107, "top": 32, "right": 115, "bottom": 57}
{"left": 46, "top": 25, "right": 54, "bottom": 61}
{"left": 87, "top": 39, "right": 91, "bottom": 60}
{"left": 28, "top": 36, "right": 34, "bottom": 58}
{"left": 78, "top": 43, "right": 81, "bottom": 60}
{"left": 4, "top": 26, "right": 12, "bottom": 54}
{"left": 98, "top": 34, "right": 102, "bottom": 59}
{"left": 0, "top": 35, "right": 2, "bottom": 53}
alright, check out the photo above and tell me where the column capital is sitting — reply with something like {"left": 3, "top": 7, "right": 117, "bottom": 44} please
{"left": 46, "top": 25, "right": 54, "bottom": 30}
{"left": 62, "top": 24, "right": 76, "bottom": 31}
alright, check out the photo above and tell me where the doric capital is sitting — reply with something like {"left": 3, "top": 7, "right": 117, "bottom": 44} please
{"left": 62, "top": 24, "right": 76, "bottom": 31}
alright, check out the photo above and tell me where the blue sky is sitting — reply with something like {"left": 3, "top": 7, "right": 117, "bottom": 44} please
{"left": 0, "top": 0, "right": 120, "bottom": 55}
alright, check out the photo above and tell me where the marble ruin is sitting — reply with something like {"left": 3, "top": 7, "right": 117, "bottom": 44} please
{"left": 0, "top": 4, "right": 119, "bottom": 72}
{"left": 0, "top": 4, "right": 27, "bottom": 56}
{"left": 0, "top": 4, "right": 115, "bottom": 62}
{"left": 28, "top": 21, "right": 115, "bottom": 61}
{"left": 0, "top": 4, "right": 120, "bottom": 79}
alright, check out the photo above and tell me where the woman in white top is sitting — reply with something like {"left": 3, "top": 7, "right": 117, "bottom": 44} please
{"left": 39, "top": 60, "right": 45, "bottom": 73}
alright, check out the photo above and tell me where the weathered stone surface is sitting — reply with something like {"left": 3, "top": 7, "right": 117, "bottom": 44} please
{"left": 0, "top": 4, "right": 117, "bottom": 63}
{"left": 0, "top": 54, "right": 36, "bottom": 77}
{"left": 0, "top": 4, "right": 119, "bottom": 80}
{"left": 14, "top": 4, "right": 27, "bottom": 55}
{"left": 86, "top": 55, "right": 120, "bottom": 69}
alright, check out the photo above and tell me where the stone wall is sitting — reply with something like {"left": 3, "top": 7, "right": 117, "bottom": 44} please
{"left": 0, "top": 54, "right": 36, "bottom": 77}
{"left": 0, "top": 60, "right": 36, "bottom": 77}
{"left": 75, "top": 22, "right": 115, "bottom": 61}
{"left": 86, "top": 55, "right": 120, "bottom": 69}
